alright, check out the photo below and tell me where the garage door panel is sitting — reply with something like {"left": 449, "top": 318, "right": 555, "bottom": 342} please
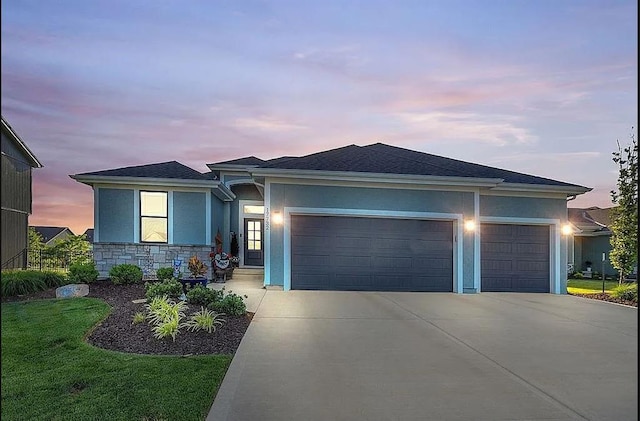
{"left": 333, "top": 255, "right": 372, "bottom": 268}
{"left": 291, "top": 215, "right": 453, "bottom": 291}
{"left": 481, "top": 224, "right": 550, "bottom": 293}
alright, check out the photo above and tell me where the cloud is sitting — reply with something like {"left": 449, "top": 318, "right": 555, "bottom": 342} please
{"left": 391, "top": 112, "right": 536, "bottom": 146}
{"left": 233, "top": 115, "right": 308, "bottom": 132}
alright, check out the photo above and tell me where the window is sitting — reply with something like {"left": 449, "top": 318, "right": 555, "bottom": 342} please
{"left": 140, "top": 191, "right": 167, "bottom": 243}
{"left": 243, "top": 205, "right": 264, "bottom": 214}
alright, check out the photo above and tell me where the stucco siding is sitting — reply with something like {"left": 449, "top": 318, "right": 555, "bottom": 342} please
{"left": 212, "top": 195, "right": 225, "bottom": 244}
{"left": 230, "top": 184, "right": 263, "bottom": 236}
{"left": 579, "top": 235, "right": 616, "bottom": 276}
{"left": 480, "top": 195, "right": 567, "bottom": 219}
{"left": 173, "top": 191, "right": 207, "bottom": 245}
{"left": 98, "top": 188, "right": 134, "bottom": 242}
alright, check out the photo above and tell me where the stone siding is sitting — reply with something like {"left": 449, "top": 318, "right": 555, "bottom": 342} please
{"left": 93, "top": 243, "right": 212, "bottom": 279}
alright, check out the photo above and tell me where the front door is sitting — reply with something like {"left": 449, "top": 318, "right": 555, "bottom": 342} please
{"left": 244, "top": 218, "right": 264, "bottom": 266}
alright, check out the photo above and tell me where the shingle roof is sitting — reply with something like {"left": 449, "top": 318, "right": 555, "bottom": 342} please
{"left": 213, "top": 156, "right": 266, "bottom": 166}
{"left": 568, "top": 207, "right": 613, "bottom": 233}
{"left": 83, "top": 228, "right": 94, "bottom": 243}
{"left": 259, "top": 143, "right": 584, "bottom": 188}
{"left": 75, "top": 161, "right": 210, "bottom": 180}
{"left": 32, "top": 226, "right": 74, "bottom": 243}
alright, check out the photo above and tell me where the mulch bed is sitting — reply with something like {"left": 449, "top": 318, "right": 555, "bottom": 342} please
{"left": 569, "top": 292, "right": 637, "bottom": 307}
{"left": 2, "top": 280, "right": 253, "bottom": 356}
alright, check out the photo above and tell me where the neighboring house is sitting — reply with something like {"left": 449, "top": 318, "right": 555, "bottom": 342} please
{"left": 567, "top": 207, "right": 616, "bottom": 277}
{"left": 71, "top": 143, "right": 590, "bottom": 294}
{"left": 83, "top": 228, "right": 94, "bottom": 244}
{"left": 31, "top": 226, "right": 75, "bottom": 247}
{"left": 1, "top": 116, "right": 43, "bottom": 269}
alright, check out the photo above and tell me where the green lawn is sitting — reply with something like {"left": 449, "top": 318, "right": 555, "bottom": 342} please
{"left": 567, "top": 278, "right": 619, "bottom": 294}
{"left": 1, "top": 298, "right": 231, "bottom": 421}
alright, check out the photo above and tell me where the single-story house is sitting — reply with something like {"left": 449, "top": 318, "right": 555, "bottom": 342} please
{"left": 83, "top": 228, "right": 94, "bottom": 244}
{"left": 567, "top": 207, "right": 616, "bottom": 277}
{"left": 31, "top": 226, "right": 75, "bottom": 246}
{"left": 71, "top": 143, "right": 590, "bottom": 293}
{"left": 1, "top": 116, "right": 43, "bottom": 269}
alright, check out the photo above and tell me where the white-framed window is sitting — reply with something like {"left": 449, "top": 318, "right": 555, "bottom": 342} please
{"left": 140, "top": 191, "right": 167, "bottom": 243}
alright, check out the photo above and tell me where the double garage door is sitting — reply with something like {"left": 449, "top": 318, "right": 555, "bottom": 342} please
{"left": 290, "top": 215, "right": 550, "bottom": 293}
{"left": 291, "top": 215, "right": 453, "bottom": 291}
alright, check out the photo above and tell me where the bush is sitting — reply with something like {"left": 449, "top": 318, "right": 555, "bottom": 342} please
{"left": 184, "top": 307, "right": 225, "bottom": 333}
{"left": 68, "top": 262, "right": 99, "bottom": 284}
{"left": 1, "top": 270, "right": 68, "bottom": 297}
{"left": 572, "top": 272, "right": 584, "bottom": 279}
{"left": 109, "top": 264, "right": 143, "bottom": 285}
{"left": 41, "top": 271, "right": 69, "bottom": 288}
{"left": 145, "top": 279, "right": 183, "bottom": 301}
{"left": 156, "top": 267, "right": 174, "bottom": 282}
{"left": 611, "top": 283, "right": 638, "bottom": 302}
{"left": 210, "top": 291, "right": 247, "bottom": 316}
{"left": 186, "top": 284, "right": 223, "bottom": 307}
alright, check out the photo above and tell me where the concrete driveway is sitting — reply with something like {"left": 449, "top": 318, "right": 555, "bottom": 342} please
{"left": 207, "top": 291, "right": 637, "bottom": 421}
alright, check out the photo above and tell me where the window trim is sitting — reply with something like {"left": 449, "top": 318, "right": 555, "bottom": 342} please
{"left": 140, "top": 190, "right": 168, "bottom": 243}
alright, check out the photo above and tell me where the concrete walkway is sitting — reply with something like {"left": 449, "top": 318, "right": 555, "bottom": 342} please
{"left": 207, "top": 291, "right": 637, "bottom": 421}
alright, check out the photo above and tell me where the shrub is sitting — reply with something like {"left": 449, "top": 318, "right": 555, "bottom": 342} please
{"left": 144, "top": 295, "right": 187, "bottom": 341}
{"left": 184, "top": 307, "right": 225, "bottom": 333}
{"left": 109, "top": 264, "right": 143, "bottom": 285}
{"left": 41, "top": 271, "right": 69, "bottom": 288}
{"left": 611, "top": 283, "right": 638, "bottom": 302}
{"left": 186, "top": 284, "right": 223, "bottom": 307}
{"left": 68, "top": 261, "right": 99, "bottom": 284}
{"left": 132, "top": 312, "right": 146, "bottom": 325}
{"left": 155, "top": 267, "right": 174, "bottom": 282}
{"left": 572, "top": 272, "right": 584, "bottom": 279}
{"left": 0, "top": 270, "right": 69, "bottom": 297}
{"left": 145, "top": 279, "right": 183, "bottom": 300}
{"left": 210, "top": 291, "right": 247, "bottom": 316}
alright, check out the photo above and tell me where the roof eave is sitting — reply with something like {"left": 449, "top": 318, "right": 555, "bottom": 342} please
{"left": 249, "top": 168, "right": 504, "bottom": 187}
{"left": 1, "top": 118, "right": 43, "bottom": 168}
{"left": 70, "top": 174, "right": 236, "bottom": 201}
{"left": 206, "top": 164, "right": 260, "bottom": 172}
{"left": 489, "top": 182, "right": 592, "bottom": 196}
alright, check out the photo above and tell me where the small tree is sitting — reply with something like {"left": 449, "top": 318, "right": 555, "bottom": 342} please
{"left": 28, "top": 227, "right": 45, "bottom": 268}
{"left": 609, "top": 129, "right": 638, "bottom": 284}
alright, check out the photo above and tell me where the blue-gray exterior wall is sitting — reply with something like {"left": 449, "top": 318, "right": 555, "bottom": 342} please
{"left": 212, "top": 195, "right": 225, "bottom": 245}
{"left": 480, "top": 195, "right": 567, "bottom": 219}
{"left": 267, "top": 183, "right": 475, "bottom": 289}
{"left": 98, "top": 188, "right": 134, "bottom": 242}
{"left": 230, "top": 184, "right": 263, "bottom": 236}
{"left": 576, "top": 236, "right": 616, "bottom": 276}
{"left": 173, "top": 191, "right": 207, "bottom": 245}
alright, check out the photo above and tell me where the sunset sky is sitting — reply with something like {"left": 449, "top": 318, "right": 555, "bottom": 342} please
{"left": 2, "top": 0, "right": 637, "bottom": 236}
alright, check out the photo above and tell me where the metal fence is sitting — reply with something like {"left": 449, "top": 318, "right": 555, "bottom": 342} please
{"left": 26, "top": 249, "right": 93, "bottom": 272}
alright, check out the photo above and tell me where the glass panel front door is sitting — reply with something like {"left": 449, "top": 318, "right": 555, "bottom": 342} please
{"left": 244, "top": 219, "right": 264, "bottom": 266}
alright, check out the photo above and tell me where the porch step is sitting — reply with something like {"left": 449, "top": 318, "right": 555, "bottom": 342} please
{"left": 230, "top": 268, "right": 264, "bottom": 282}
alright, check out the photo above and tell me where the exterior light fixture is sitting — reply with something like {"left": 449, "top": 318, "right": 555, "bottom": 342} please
{"left": 561, "top": 224, "right": 573, "bottom": 235}
{"left": 464, "top": 220, "right": 476, "bottom": 231}
{"left": 272, "top": 211, "right": 283, "bottom": 225}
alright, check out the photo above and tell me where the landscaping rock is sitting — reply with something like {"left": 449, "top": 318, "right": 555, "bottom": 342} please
{"left": 56, "top": 284, "right": 89, "bottom": 298}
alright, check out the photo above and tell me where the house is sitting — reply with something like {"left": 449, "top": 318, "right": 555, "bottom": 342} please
{"left": 83, "top": 228, "right": 94, "bottom": 244}
{"left": 567, "top": 207, "right": 616, "bottom": 277}
{"left": 31, "top": 226, "right": 75, "bottom": 247}
{"left": 71, "top": 143, "right": 590, "bottom": 293}
{"left": 1, "top": 116, "right": 43, "bottom": 269}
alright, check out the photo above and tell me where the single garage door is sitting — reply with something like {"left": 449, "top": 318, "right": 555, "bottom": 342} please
{"left": 291, "top": 215, "right": 453, "bottom": 291}
{"left": 481, "top": 224, "right": 550, "bottom": 292}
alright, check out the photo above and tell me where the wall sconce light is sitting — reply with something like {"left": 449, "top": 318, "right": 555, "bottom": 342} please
{"left": 272, "top": 211, "right": 283, "bottom": 225}
{"left": 464, "top": 220, "right": 476, "bottom": 231}
{"left": 561, "top": 224, "right": 573, "bottom": 235}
